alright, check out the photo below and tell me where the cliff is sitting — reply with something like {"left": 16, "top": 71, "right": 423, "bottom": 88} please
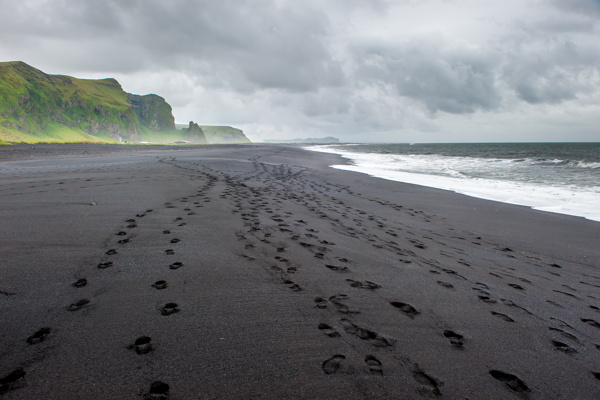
{"left": 183, "top": 121, "right": 208, "bottom": 143}
{"left": 199, "top": 126, "right": 251, "bottom": 143}
{"left": 0, "top": 61, "right": 144, "bottom": 142}
{"left": 127, "top": 93, "right": 175, "bottom": 132}
{"left": 0, "top": 61, "right": 242, "bottom": 144}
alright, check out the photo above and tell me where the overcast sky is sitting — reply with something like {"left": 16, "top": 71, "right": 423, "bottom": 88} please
{"left": 1, "top": 0, "right": 599, "bottom": 143}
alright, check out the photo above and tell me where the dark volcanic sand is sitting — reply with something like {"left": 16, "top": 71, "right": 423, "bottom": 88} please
{"left": 1, "top": 144, "right": 599, "bottom": 399}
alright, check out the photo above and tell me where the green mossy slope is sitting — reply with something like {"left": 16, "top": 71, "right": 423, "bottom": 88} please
{"left": 199, "top": 126, "right": 250, "bottom": 143}
{"left": 0, "top": 61, "right": 251, "bottom": 144}
{"left": 0, "top": 61, "right": 139, "bottom": 142}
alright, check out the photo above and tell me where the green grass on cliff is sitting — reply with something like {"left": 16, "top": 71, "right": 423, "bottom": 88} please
{"left": 0, "top": 122, "right": 115, "bottom": 143}
{"left": 0, "top": 61, "right": 249, "bottom": 144}
{"left": 0, "top": 61, "right": 137, "bottom": 141}
{"left": 138, "top": 128, "right": 205, "bottom": 144}
{"left": 199, "top": 126, "right": 250, "bottom": 143}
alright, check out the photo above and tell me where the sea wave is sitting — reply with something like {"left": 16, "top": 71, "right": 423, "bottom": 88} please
{"left": 307, "top": 145, "right": 600, "bottom": 222}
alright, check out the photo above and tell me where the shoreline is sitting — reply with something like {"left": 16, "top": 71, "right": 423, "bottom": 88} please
{"left": 1, "top": 144, "right": 599, "bottom": 399}
{"left": 305, "top": 144, "right": 600, "bottom": 223}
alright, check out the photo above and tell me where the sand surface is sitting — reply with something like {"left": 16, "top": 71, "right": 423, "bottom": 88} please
{"left": 1, "top": 144, "right": 599, "bottom": 399}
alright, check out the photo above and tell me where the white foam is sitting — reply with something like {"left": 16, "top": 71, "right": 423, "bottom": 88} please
{"left": 307, "top": 145, "right": 600, "bottom": 222}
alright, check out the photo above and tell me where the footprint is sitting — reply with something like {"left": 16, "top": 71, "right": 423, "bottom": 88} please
{"left": 152, "top": 280, "right": 168, "bottom": 290}
{"left": 443, "top": 330, "right": 464, "bottom": 348}
{"left": 478, "top": 295, "right": 497, "bottom": 304}
{"left": 0, "top": 368, "right": 26, "bottom": 394}
{"left": 551, "top": 340, "right": 576, "bottom": 354}
{"left": 365, "top": 355, "right": 383, "bottom": 375}
{"left": 326, "top": 265, "right": 349, "bottom": 273}
{"left": 169, "top": 262, "right": 183, "bottom": 270}
{"left": 347, "top": 279, "right": 381, "bottom": 290}
{"left": 116, "top": 231, "right": 127, "bottom": 236}
{"left": 144, "top": 381, "right": 170, "bottom": 399}
{"left": 489, "top": 370, "right": 530, "bottom": 393}
{"left": 329, "top": 294, "right": 360, "bottom": 314}
{"left": 508, "top": 283, "right": 525, "bottom": 290}
{"left": 491, "top": 312, "right": 514, "bottom": 322}
{"left": 67, "top": 298, "right": 90, "bottom": 311}
{"left": 412, "top": 367, "right": 442, "bottom": 396}
{"left": 163, "top": 230, "right": 171, "bottom": 234}
{"left": 497, "top": 247, "right": 513, "bottom": 253}
{"left": 131, "top": 336, "right": 153, "bottom": 355}
{"left": 282, "top": 279, "right": 302, "bottom": 291}
{"left": 105, "top": 249, "right": 117, "bottom": 255}
{"left": 314, "top": 297, "right": 328, "bottom": 309}
{"left": 437, "top": 281, "right": 453, "bottom": 288}
{"left": 581, "top": 318, "right": 600, "bottom": 328}
{"left": 390, "top": 301, "right": 420, "bottom": 318}
{"left": 27, "top": 327, "right": 50, "bottom": 344}
{"left": 118, "top": 238, "right": 130, "bottom": 244}
{"left": 322, "top": 355, "right": 345, "bottom": 375}
{"left": 73, "top": 278, "right": 87, "bottom": 288}
{"left": 97, "top": 261, "right": 113, "bottom": 269}
{"left": 165, "top": 249, "right": 175, "bottom": 255}
{"left": 547, "top": 300, "right": 564, "bottom": 308}
{"left": 161, "top": 303, "right": 180, "bottom": 315}
{"left": 548, "top": 327, "right": 579, "bottom": 342}
{"left": 170, "top": 238, "right": 180, "bottom": 244}
{"left": 340, "top": 318, "right": 359, "bottom": 335}
{"left": 318, "top": 323, "right": 340, "bottom": 338}
{"left": 340, "top": 319, "right": 394, "bottom": 347}
{"left": 409, "top": 239, "right": 427, "bottom": 249}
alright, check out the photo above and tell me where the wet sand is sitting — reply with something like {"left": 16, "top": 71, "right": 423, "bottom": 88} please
{"left": 1, "top": 144, "right": 599, "bottom": 399}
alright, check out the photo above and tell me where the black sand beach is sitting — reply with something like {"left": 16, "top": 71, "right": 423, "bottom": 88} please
{"left": 1, "top": 144, "right": 599, "bottom": 399}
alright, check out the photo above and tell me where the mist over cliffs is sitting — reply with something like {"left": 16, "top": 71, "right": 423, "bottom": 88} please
{"left": 0, "top": 61, "right": 249, "bottom": 144}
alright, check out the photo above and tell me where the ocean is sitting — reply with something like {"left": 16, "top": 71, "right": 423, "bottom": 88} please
{"left": 307, "top": 143, "right": 600, "bottom": 222}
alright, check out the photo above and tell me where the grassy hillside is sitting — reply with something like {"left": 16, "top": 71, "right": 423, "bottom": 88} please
{"left": 199, "top": 126, "right": 250, "bottom": 143}
{"left": 1, "top": 61, "right": 251, "bottom": 144}
{"left": 127, "top": 93, "right": 175, "bottom": 132}
{"left": 0, "top": 61, "right": 139, "bottom": 142}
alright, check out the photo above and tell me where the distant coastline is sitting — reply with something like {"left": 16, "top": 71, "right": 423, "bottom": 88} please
{"left": 264, "top": 136, "right": 339, "bottom": 144}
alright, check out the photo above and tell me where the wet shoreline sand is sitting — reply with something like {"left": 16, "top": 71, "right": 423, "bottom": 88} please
{"left": 1, "top": 144, "right": 599, "bottom": 399}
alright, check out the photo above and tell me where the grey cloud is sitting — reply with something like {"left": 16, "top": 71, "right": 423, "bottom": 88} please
{"left": 502, "top": 42, "right": 598, "bottom": 104}
{"left": 353, "top": 40, "right": 502, "bottom": 114}
{"left": 499, "top": 17, "right": 600, "bottom": 105}
{"left": 550, "top": 0, "right": 600, "bottom": 15}
{"left": 1, "top": 0, "right": 344, "bottom": 92}
{"left": 1, "top": 0, "right": 599, "bottom": 142}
